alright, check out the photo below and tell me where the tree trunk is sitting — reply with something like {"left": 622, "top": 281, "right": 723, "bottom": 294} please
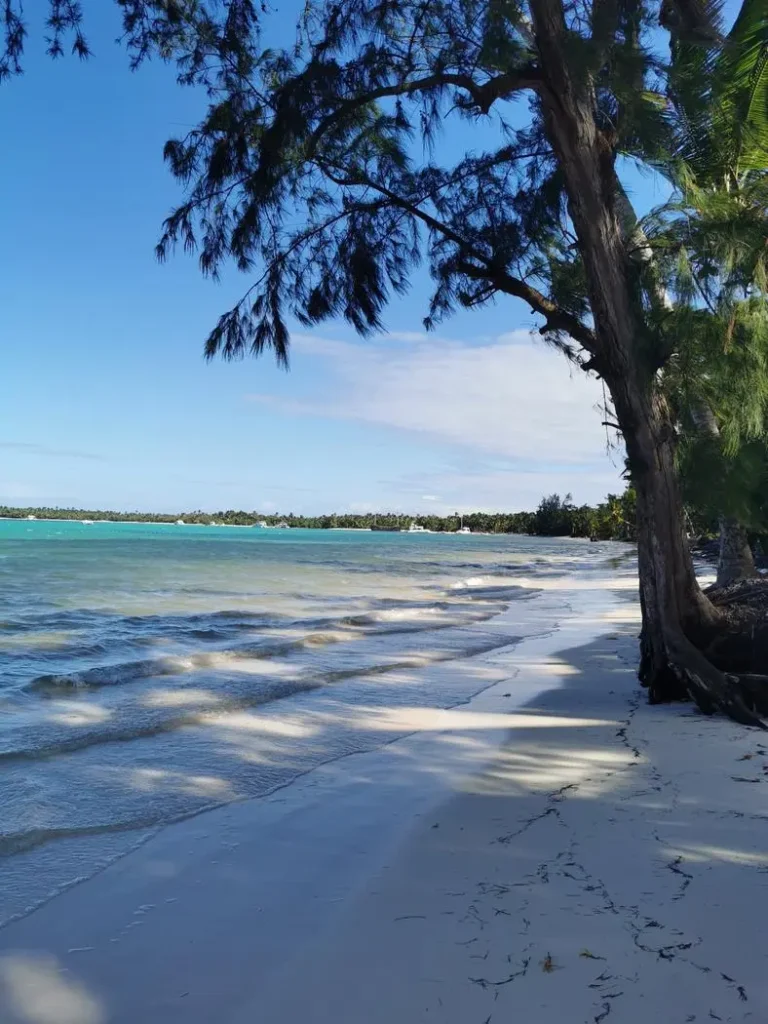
{"left": 529, "top": 0, "right": 764, "bottom": 726}
{"left": 612, "top": 382, "right": 722, "bottom": 703}
{"left": 607, "top": 357, "right": 762, "bottom": 724}
{"left": 718, "top": 517, "right": 758, "bottom": 587}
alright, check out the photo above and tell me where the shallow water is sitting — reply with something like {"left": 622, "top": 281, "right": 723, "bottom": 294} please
{"left": 0, "top": 520, "right": 631, "bottom": 924}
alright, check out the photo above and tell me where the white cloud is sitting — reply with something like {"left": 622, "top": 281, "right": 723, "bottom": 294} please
{"left": 250, "top": 330, "right": 617, "bottom": 467}
{"left": 421, "top": 494, "right": 439, "bottom": 501}
{"left": 388, "top": 330, "right": 433, "bottom": 343}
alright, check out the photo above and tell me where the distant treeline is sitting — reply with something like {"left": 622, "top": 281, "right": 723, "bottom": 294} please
{"left": 0, "top": 490, "right": 637, "bottom": 540}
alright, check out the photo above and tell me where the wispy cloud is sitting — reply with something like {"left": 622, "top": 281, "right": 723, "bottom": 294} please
{"left": 0, "top": 441, "right": 106, "bottom": 461}
{"left": 386, "top": 330, "right": 450, "bottom": 344}
{"left": 247, "top": 330, "right": 618, "bottom": 466}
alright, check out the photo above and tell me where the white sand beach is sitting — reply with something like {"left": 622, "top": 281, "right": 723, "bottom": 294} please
{"left": 1, "top": 576, "right": 766, "bottom": 1023}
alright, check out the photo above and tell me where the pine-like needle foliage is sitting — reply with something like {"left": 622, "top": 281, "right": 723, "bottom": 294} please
{"left": 1, "top": 1, "right": 221, "bottom": 80}
{"left": 152, "top": 1, "right": 600, "bottom": 365}
{"left": 3, "top": 1, "right": 763, "bottom": 382}
{"left": 666, "top": 299, "right": 768, "bottom": 453}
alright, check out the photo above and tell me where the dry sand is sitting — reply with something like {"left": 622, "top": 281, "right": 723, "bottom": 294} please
{"left": 1, "top": 579, "right": 766, "bottom": 1022}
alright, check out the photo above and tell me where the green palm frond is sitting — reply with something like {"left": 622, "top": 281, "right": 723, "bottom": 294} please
{"left": 669, "top": 0, "right": 768, "bottom": 182}
{"left": 714, "top": 0, "right": 768, "bottom": 176}
{"left": 666, "top": 0, "right": 726, "bottom": 156}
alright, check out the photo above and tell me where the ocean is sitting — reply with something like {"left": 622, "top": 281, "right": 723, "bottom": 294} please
{"left": 0, "top": 519, "right": 630, "bottom": 926}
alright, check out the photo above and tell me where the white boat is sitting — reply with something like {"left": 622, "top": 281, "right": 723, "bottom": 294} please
{"left": 275, "top": 521, "right": 290, "bottom": 529}
{"left": 176, "top": 519, "right": 185, "bottom": 525}
{"left": 26, "top": 515, "right": 36, "bottom": 521}
{"left": 456, "top": 514, "right": 471, "bottom": 535}
{"left": 406, "top": 522, "right": 428, "bottom": 533}
{"left": 82, "top": 519, "right": 94, "bottom": 525}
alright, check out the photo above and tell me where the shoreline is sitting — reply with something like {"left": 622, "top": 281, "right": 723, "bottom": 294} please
{"left": 0, "top": 573, "right": 642, "bottom": 1021}
{"left": 0, "top": 577, "right": 579, "bottom": 929}
{"left": 0, "top": 517, "right": 568, "bottom": 537}
{"left": 3, "top": 570, "right": 763, "bottom": 1021}
{"left": 0, "top": 570, "right": 577, "bottom": 930}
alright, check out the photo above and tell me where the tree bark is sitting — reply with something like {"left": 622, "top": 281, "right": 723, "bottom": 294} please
{"left": 608, "top": 356, "right": 762, "bottom": 724}
{"left": 718, "top": 517, "right": 758, "bottom": 587}
{"left": 529, "top": 0, "right": 763, "bottom": 726}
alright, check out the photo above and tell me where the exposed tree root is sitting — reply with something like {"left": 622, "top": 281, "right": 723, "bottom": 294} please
{"left": 641, "top": 578, "right": 768, "bottom": 727}
{"left": 664, "top": 627, "right": 767, "bottom": 729}
{"left": 706, "top": 578, "right": 768, "bottom": 609}
{"left": 724, "top": 674, "right": 768, "bottom": 718}
{"left": 704, "top": 579, "right": 768, "bottom": 677}
{"left": 639, "top": 572, "right": 768, "bottom": 727}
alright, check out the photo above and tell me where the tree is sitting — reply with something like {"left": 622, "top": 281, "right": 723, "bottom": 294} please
{"left": 647, "top": 0, "right": 768, "bottom": 587}
{"left": 5, "top": 1, "right": 768, "bottom": 723}
{"left": 534, "top": 493, "right": 575, "bottom": 536}
{"left": 681, "top": 435, "right": 768, "bottom": 560}
{"left": 662, "top": 300, "right": 768, "bottom": 584}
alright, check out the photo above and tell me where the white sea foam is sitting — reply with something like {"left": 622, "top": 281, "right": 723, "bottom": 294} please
{"left": 0, "top": 526, "right": 633, "bottom": 926}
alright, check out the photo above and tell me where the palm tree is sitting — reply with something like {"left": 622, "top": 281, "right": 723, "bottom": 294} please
{"left": 649, "top": 0, "right": 768, "bottom": 585}
{"left": 663, "top": 300, "right": 768, "bottom": 583}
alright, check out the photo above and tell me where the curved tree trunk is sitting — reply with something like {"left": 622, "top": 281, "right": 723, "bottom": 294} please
{"left": 607, "top": 359, "right": 761, "bottom": 724}
{"left": 529, "top": 0, "right": 763, "bottom": 726}
{"left": 718, "top": 517, "right": 758, "bottom": 587}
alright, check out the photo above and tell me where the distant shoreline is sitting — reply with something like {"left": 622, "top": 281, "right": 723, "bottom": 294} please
{"left": 0, "top": 493, "right": 638, "bottom": 541}
{"left": 0, "top": 516, "right": 234, "bottom": 526}
{"left": 0, "top": 518, "right": 506, "bottom": 535}
{"left": 0, "top": 518, "right": 373, "bottom": 530}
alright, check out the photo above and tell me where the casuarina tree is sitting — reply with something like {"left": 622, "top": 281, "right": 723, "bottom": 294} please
{"left": 5, "top": 0, "right": 768, "bottom": 722}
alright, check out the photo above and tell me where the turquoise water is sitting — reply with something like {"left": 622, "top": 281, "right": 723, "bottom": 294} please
{"left": 0, "top": 520, "right": 625, "bottom": 925}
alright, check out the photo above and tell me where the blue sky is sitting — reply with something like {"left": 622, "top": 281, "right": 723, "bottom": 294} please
{"left": 0, "top": 3, "right": 702, "bottom": 515}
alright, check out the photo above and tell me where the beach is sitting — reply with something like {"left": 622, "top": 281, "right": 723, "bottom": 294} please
{"left": 2, "top": 554, "right": 765, "bottom": 1022}
{"left": 0, "top": 523, "right": 620, "bottom": 925}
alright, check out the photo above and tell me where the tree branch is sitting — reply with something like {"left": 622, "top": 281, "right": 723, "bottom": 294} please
{"left": 457, "top": 260, "right": 598, "bottom": 352}
{"left": 306, "top": 66, "right": 540, "bottom": 159}
{"left": 320, "top": 162, "right": 598, "bottom": 355}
